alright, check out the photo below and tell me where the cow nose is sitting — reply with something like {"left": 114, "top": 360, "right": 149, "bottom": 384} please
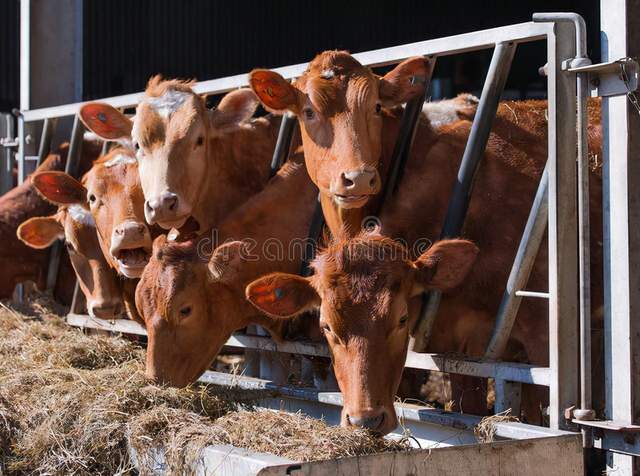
{"left": 346, "top": 410, "right": 385, "bottom": 431}
{"left": 144, "top": 192, "right": 178, "bottom": 223}
{"left": 89, "top": 301, "right": 122, "bottom": 319}
{"left": 338, "top": 168, "right": 380, "bottom": 195}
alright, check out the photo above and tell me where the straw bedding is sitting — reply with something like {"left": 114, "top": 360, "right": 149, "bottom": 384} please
{"left": 0, "top": 296, "right": 408, "bottom": 475}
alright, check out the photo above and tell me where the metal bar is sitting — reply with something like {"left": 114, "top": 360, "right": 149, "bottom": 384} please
{"left": 545, "top": 21, "right": 579, "bottom": 431}
{"left": 46, "top": 115, "right": 85, "bottom": 293}
{"left": 532, "top": 13, "right": 588, "bottom": 60}
{"left": 36, "top": 118, "right": 55, "bottom": 167}
{"left": 269, "top": 113, "right": 296, "bottom": 177}
{"left": 100, "top": 140, "right": 110, "bottom": 156}
{"left": 485, "top": 167, "right": 549, "bottom": 359}
{"left": 198, "top": 371, "right": 569, "bottom": 441}
{"left": 413, "top": 41, "right": 517, "bottom": 352}
{"left": 379, "top": 57, "right": 435, "bottom": 208}
{"left": 17, "top": 115, "right": 26, "bottom": 185}
{"left": 1, "top": 114, "right": 15, "bottom": 194}
{"left": 69, "top": 281, "right": 84, "bottom": 315}
{"left": 65, "top": 314, "right": 549, "bottom": 385}
{"left": 514, "top": 290, "right": 550, "bottom": 299}
{"left": 300, "top": 195, "right": 325, "bottom": 277}
{"left": 601, "top": 0, "right": 640, "bottom": 471}
{"left": 21, "top": 22, "right": 551, "bottom": 123}
{"left": 494, "top": 379, "right": 522, "bottom": 415}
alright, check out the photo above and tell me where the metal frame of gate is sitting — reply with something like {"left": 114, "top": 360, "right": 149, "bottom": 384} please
{"left": 12, "top": 13, "right": 640, "bottom": 464}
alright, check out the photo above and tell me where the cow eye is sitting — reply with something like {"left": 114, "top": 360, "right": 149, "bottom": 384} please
{"left": 302, "top": 107, "right": 315, "bottom": 121}
{"left": 195, "top": 136, "right": 204, "bottom": 147}
{"left": 375, "top": 103, "right": 382, "bottom": 114}
{"left": 179, "top": 306, "right": 192, "bottom": 317}
{"left": 399, "top": 314, "right": 409, "bottom": 326}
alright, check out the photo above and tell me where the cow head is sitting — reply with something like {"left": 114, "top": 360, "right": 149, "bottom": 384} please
{"left": 80, "top": 80, "right": 260, "bottom": 231}
{"left": 136, "top": 238, "right": 274, "bottom": 387}
{"left": 250, "top": 51, "right": 430, "bottom": 210}
{"left": 246, "top": 233, "right": 478, "bottom": 435}
{"left": 30, "top": 149, "right": 152, "bottom": 279}
{"left": 17, "top": 206, "right": 123, "bottom": 319}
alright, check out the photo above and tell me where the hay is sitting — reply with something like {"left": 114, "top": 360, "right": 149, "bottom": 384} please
{"left": 474, "top": 409, "right": 519, "bottom": 443}
{"left": 0, "top": 298, "right": 409, "bottom": 474}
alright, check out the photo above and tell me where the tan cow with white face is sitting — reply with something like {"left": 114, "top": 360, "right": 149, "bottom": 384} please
{"left": 82, "top": 78, "right": 282, "bottom": 234}
{"left": 247, "top": 233, "right": 478, "bottom": 435}
{"left": 18, "top": 203, "right": 123, "bottom": 319}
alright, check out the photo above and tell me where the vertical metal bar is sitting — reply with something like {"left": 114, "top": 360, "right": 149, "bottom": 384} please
{"left": 1, "top": 114, "right": 15, "bottom": 194}
{"left": 100, "top": 140, "right": 110, "bottom": 156}
{"left": 46, "top": 115, "right": 84, "bottom": 293}
{"left": 546, "top": 22, "right": 579, "bottom": 431}
{"left": 412, "top": 42, "right": 517, "bottom": 351}
{"left": 300, "top": 195, "right": 325, "bottom": 277}
{"left": 601, "top": 0, "right": 640, "bottom": 471}
{"left": 70, "top": 281, "right": 84, "bottom": 314}
{"left": 484, "top": 166, "right": 549, "bottom": 360}
{"left": 269, "top": 113, "right": 296, "bottom": 177}
{"left": 36, "top": 117, "right": 56, "bottom": 167}
{"left": 17, "top": 115, "right": 26, "bottom": 185}
{"left": 380, "top": 57, "right": 435, "bottom": 206}
{"left": 494, "top": 379, "right": 522, "bottom": 415}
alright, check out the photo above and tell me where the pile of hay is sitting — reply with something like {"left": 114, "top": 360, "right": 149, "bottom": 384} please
{"left": 0, "top": 298, "right": 408, "bottom": 474}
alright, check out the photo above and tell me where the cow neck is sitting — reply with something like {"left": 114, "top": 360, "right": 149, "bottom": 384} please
{"left": 193, "top": 118, "right": 279, "bottom": 232}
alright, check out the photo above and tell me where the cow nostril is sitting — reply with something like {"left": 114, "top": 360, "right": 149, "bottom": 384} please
{"left": 115, "top": 228, "right": 124, "bottom": 236}
{"left": 369, "top": 176, "right": 377, "bottom": 188}
{"left": 145, "top": 201, "right": 153, "bottom": 213}
{"left": 346, "top": 412, "right": 384, "bottom": 430}
{"left": 341, "top": 173, "right": 355, "bottom": 188}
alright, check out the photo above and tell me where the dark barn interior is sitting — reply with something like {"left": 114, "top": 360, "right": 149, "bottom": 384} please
{"left": 1, "top": 0, "right": 599, "bottom": 112}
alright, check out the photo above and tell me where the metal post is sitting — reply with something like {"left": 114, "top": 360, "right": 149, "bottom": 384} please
{"left": 380, "top": 57, "right": 435, "bottom": 206}
{"left": 36, "top": 118, "right": 56, "bottom": 167}
{"left": 412, "top": 42, "right": 517, "bottom": 351}
{"left": 269, "top": 113, "right": 296, "bottom": 177}
{"left": 484, "top": 166, "right": 549, "bottom": 360}
{"left": 1, "top": 114, "right": 15, "bottom": 194}
{"left": 545, "top": 21, "right": 579, "bottom": 431}
{"left": 46, "top": 115, "right": 84, "bottom": 293}
{"left": 601, "top": 0, "right": 640, "bottom": 472}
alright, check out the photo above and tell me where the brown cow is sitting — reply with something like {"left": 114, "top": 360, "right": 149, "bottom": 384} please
{"left": 0, "top": 141, "right": 101, "bottom": 302}
{"left": 81, "top": 79, "right": 283, "bottom": 235}
{"left": 249, "top": 51, "right": 604, "bottom": 423}
{"left": 26, "top": 148, "right": 153, "bottom": 322}
{"left": 247, "top": 232, "right": 478, "bottom": 434}
{"left": 135, "top": 155, "right": 317, "bottom": 386}
{"left": 17, "top": 203, "right": 123, "bottom": 319}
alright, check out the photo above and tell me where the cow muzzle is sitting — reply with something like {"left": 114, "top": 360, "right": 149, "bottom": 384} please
{"left": 110, "top": 220, "right": 152, "bottom": 278}
{"left": 144, "top": 191, "right": 189, "bottom": 229}
{"left": 343, "top": 407, "right": 396, "bottom": 435}
{"left": 330, "top": 167, "right": 381, "bottom": 209}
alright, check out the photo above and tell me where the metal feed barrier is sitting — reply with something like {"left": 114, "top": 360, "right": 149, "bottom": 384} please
{"left": 11, "top": 12, "right": 640, "bottom": 468}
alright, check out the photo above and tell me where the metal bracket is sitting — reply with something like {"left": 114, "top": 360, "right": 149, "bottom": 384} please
{"left": 0, "top": 137, "right": 19, "bottom": 148}
{"left": 568, "top": 58, "right": 639, "bottom": 98}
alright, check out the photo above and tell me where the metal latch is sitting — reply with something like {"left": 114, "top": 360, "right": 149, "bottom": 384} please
{"left": 568, "top": 57, "right": 639, "bottom": 98}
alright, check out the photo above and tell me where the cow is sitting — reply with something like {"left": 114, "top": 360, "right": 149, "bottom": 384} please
{"left": 17, "top": 202, "right": 123, "bottom": 319}
{"left": 248, "top": 50, "right": 604, "bottom": 424}
{"left": 81, "top": 78, "right": 287, "bottom": 236}
{"left": 0, "top": 141, "right": 101, "bottom": 302}
{"left": 23, "top": 147, "right": 153, "bottom": 322}
{"left": 135, "top": 154, "right": 318, "bottom": 386}
{"left": 246, "top": 232, "right": 478, "bottom": 435}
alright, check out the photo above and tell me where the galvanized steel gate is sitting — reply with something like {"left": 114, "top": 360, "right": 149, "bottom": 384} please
{"left": 11, "top": 12, "right": 640, "bottom": 469}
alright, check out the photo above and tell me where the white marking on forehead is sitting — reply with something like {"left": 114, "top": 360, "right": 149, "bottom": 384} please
{"left": 68, "top": 205, "right": 95, "bottom": 227}
{"left": 144, "top": 89, "right": 192, "bottom": 119}
{"left": 104, "top": 153, "right": 137, "bottom": 168}
{"left": 320, "top": 69, "right": 335, "bottom": 79}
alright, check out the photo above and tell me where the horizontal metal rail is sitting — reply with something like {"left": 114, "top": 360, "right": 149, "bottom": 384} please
{"left": 199, "top": 371, "right": 569, "bottom": 441}
{"left": 20, "top": 21, "right": 550, "bottom": 123}
{"left": 66, "top": 314, "right": 549, "bottom": 386}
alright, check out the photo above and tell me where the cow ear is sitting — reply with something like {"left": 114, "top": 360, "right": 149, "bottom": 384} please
{"left": 379, "top": 57, "right": 431, "bottom": 107}
{"left": 246, "top": 273, "right": 320, "bottom": 318}
{"left": 208, "top": 241, "right": 249, "bottom": 283}
{"left": 79, "top": 102, "right": 133, "bottom": 140}
{"left": 17, "top": 216, "right": 64, "bottom": 249}
{"left": 31, "top": 171, "right": 87, "bottom": 205}
{"left": 249, "top": 70, "right": 300, "bottom": 113}
{"left": 210, "top": 89, "right": 260, "bottom": 133}
{"left": 411, "top": 239, "right": 479, "bottom": 295}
